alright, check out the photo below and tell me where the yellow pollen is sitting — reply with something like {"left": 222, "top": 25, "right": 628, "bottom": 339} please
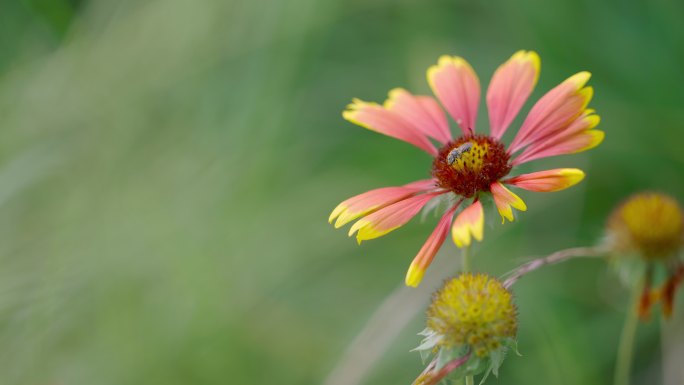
{"left": 607, "top": 192, "right": 684, "bottom": 260}
{"left": 449, "top": 141, "right": 489, "bottom": 173}
{"left": 426, "top": 273, "right": 517, "bottom": 358}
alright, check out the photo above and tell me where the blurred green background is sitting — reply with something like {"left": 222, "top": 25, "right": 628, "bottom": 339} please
{"left": 0, "top": 0, "right": 683, "bottom": 384}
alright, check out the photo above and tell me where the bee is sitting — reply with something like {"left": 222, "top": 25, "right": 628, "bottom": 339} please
{"left": 447, "top": 142, "right": 473, "bottom": 165}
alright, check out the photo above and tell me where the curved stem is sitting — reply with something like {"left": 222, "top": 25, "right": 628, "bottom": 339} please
{"left": 614, "top": 280, "right": 643, "bottom": 385}
{"left": 502, "top": 245, "right": 608, "bottom": 289}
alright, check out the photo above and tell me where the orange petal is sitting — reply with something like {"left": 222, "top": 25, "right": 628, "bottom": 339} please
{"left": 513, "top": 110, "right": 602, "bottom": 165}
{"left": 405, "top": 206, "right": 457, "bottom": 287}
{"left": 505, "top": 169, "right": 585, "bottom": 192}
{"left": 660, "top": 265, "right": 684, "bottom": 318}
{"left": 384, "top": 88, "right": 452, "bottom": 145}
{"left": 329, "top": 180, "right": 436, "bottom": 228}
{"left": 513, "top": 129, "right": 604, "bottom": 165}
{"left": 487, "top": 50, "right": 540, "bottom": 140}
{"left": 343, "top": 98, "right": 438, "bottom": 155}
{"left": 451, "top": 201, "right": 484, "bottom": 248}
{"left": 490, "top": 182, "right": 527, "bottom": 223}
{"left": 427, "top": 55, "right": 480, "bottom": 135}
{"left": 349, "top": 192, "right": 441, "bottom": 244}
{"left": 639, "top": 284, "right": 654, "bottom": 320}
{"left": 509, "top": 72, "right": 593, "bottom": 153}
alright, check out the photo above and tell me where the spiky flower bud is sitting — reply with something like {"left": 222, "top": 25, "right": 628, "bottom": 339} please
{"left": 414, "top": 273, "right": 518, "bottom": 383}
{"left": 427, "top": 273, "right": 517, "bottom": 357}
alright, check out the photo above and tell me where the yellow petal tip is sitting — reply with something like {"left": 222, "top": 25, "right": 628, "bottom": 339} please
{"left": 500, "top": 213, "right": 514, "bottom": 224}
{"left": 383, "top": 88, "right": 406, "bottom": 109}
{"left": 329, "top": 205, "right": 344, "bottom": 224}
{"left": 585, "top": 113, "right": 601, "bottom": 129}
{"left": 569, "top": 71, "right": 592, "bottom": 88}
{"left": 560, "top": 168, "right": 586, "bottom": 187}
{"left": 569, "top": 130, "right": 604, "bottom": 154}
{"left": 405, "top": 265, "right": 424, "bottom": 287}
{"left": 452, "top": 234, "right": 470, "bottom": 248}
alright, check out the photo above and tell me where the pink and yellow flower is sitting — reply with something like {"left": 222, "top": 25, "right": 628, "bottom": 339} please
{"left": 329, "top": 51, "right": 603, "bottom": 287}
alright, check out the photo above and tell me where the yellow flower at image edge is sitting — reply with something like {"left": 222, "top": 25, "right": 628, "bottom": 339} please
{"left": 414, "top": 273, "right": 518, "bottom": 382}
{"left": 606, "top": 192, "right": 684, "bottom": 319}
{"left": 607, "top": 192, "right": 683, "bottom": 259}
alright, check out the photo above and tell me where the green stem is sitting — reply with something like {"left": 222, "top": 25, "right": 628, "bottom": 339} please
{"left": 465, "top": 375, "right": 475, "bottom": 385}
{"left": 614, "top": 281, "right": 643, "bottom": 385}
{"left": 462, "top": 245, "right": 471, "bottom": 273}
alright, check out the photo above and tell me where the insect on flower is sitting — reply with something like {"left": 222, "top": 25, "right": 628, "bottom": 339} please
{"left": 329, "top": 51, "right": 604, "bottom": 287}
{"left": 447, "top": 142, "right": 474, "bottom": 165}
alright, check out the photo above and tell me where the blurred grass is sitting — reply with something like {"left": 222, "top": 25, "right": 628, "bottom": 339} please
{"left": 0, "top": 0, "right": 682, "bottom": 384}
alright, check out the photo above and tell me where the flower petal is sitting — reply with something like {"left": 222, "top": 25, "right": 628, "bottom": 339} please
{"left": 509, "top": 72, "right": 593, "bottom": 154}
{"left": 451, "top": 201, "right": 484, "bottom": 248}
{"left": 512, "top": 110, "right": 602, "bottom": 164}
{"left": 329, "top": 179, "right": 437, "bottom": 228}
{"left": 660, "top": 265, "right": 684, "bottom": 318}
{"left": 427, "top": 55, "right": 480, "bottom": 135}
{"left": 487, "top": 50, "right": 540, "bottom": 140}
{"left": 405, "top": 206, "right": 458, "bottom": 287}
{"left": 505, "top": 168, "right": 585, "bottom": 192}
{"left": 639, "top": 278, "right": 656, "bottom": 319}
{"left": 552, "top": 109, "right": 600, "bottom": 138}
{"left": 514, "top": 130, "right": 604, "bottom": 165}
{"left": 348, "top": 192, "right": 441, "bottom": 244}
{"left": 490, "top": 182, "right": 527, "bottom": 223}
{"left": 384, "top": 88, "right": 452, "bottom": 144}
{"left": 343, "top": 98, "right": 438, "bottom": 155}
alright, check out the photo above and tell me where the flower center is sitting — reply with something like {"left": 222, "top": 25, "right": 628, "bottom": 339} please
{"left": 431, "top": 135, "right": 512, "bottom": 198}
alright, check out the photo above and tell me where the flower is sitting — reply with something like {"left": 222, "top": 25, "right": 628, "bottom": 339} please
{"left": 606, "top": 192, "right": 684, "bottom": 318}
{"left": 413, "top": 273, "right": 518, "bottom": 383}
{"left": 329, "top": 51, "right": 603, "bottom": 287}
{"left": 427, "top": 273, "right": 517, "bottom": 356}
{"left": 607, "top": 192, "right": 684, "bottom": 259}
